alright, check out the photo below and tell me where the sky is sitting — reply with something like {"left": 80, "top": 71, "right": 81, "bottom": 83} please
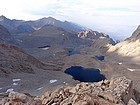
{"left": 0, "top": 0, "right": 140, "bottom": 40}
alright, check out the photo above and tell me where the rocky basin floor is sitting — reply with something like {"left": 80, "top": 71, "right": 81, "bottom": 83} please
{"left": 0, "top": 68, "right": 78, "bottom": 97}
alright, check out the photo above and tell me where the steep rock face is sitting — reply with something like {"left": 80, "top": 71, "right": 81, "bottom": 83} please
{"left": 107, "top": 25, "right": 140, "bottom": 62}
{"left": 0, "top": 25, "right": 16, "bottom": 44}
{"left": 0, "top": 77, "right": 139, "bottom": 105}
{"left": 77, "top": 29, "right": 115, "bottom": 44}
{"left": 0, "top": 42, "right": 60, "bottom": 77}
{"left": 14, "top": 24, "right": 35, "bottom": 34}
{"left": 77, "top": 29, "right": 109, "bottom": 39}
{"left": 77, "top": 30, "right": 115, "bottom": 54}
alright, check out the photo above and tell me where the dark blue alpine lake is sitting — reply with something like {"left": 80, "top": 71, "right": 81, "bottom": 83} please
{"left": 68, "top": 50, "right": 80, "bottom": 55}
{"left": 64, "top": 66, "right": 105, "bottom": 82}
{"left": 95, "top": 56, "right": 105, "bottom": 61}
{"left": 38, "top": 45, "right": 51, "bottom": 49}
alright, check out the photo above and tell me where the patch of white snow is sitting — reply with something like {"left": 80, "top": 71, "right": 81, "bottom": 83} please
{"left": 13, "top": 83, "right": 18, "bottom": 86}
{"left": 37, "top": 87, "right": 43, "bottom": 91}
{"left": 128, "top": 68, "right": 135, "bottom": 72}
{"left": 6, "top": 88, "right": 14, "bottom": 93}
{"left": 118, "top": 62, "right": 122, "bottom": 65}
{"left": 49, "top": 80, "right": 57, "bottom": 84}
{"left": 12, "top": 79, "right": 21, "bottom": 82}
{"left": 42, "top": 47, "right": 49, "bottom": 50}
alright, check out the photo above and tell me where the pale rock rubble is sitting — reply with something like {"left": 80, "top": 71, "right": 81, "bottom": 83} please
{"left": 0, "top": 76, "right": 140, "bottom": 105}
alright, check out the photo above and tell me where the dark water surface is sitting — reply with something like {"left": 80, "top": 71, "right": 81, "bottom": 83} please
{"left": 95, "top": 56, "right": 104, "bottom": 61}
{"left": 65, "top": 66, "right": 106, "bottom": 82}
{"left": 68, "top": 50, "right": 80, "bottom": 55}
{"left": 38, "top": 45, "right": 51, "bottom": 48}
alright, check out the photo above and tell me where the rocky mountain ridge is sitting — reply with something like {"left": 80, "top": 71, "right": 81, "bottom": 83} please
{"left": 129, "top": 25, "right": 140, "bottom": 40}
{"left": 0, "top": 25, "right": 16, "bottom": 44}
{"left": 0, "top": 16, "right": 34, "bottom": 35}
{"left": 0, "top": 42, "right": 61, "bottom": 77}
{"left": 0, "top": 16, "right": 85, "bottom": 35}
{"left": 107, "top": 25, "right": 140, "bottom": 62}
{"left": 0, "top": 16, "right": 116, "bottom": 43}
{"left": 77, "top": 29, "right": 115, "bottom": 45}
{"left": 26, "top": 16, "right": 85, "bottom": 33}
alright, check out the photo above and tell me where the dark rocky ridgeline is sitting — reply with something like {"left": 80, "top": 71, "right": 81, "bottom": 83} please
{"left": 0, "top": 25, "right": 16, "bottom": 44}
{"left": 0, "top": 15, "right": 35, "bottom": 35}
{"left": 76, "top": 29, "right": 116, "bottom": 55}
{"left": 0, "top": 76, "right": 140, "bottom": 105}
{"left": 76, "top": 29, "right": 116, "bottom": 45}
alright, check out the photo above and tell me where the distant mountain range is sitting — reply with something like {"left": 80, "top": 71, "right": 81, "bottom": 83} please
{"left": 0, "top": 15, "right": 116, "bottom": 63}
{"left": 0, "top": 15, "right": 116, "bottom": 45}
{"left": 0, "top": 15, "right": 85, "bottom": 35}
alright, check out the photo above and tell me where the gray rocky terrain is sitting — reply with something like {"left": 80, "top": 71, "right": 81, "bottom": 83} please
{"left": 0, "top": 42, "right": 77, "bottom": 96}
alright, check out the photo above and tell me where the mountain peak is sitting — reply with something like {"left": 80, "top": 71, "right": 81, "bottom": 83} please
{"left": 38, "top": 16, "right": 57, "bottom": 21}
{"left": 48, "top": 16, "right": 56, "bottom": 20}
{"left": 0, "top": 15, "right": 7, "bottom": 21}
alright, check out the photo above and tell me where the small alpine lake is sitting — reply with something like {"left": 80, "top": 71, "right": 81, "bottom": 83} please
{"left": 64, "top": 66, "right": 106, "bottom": 82}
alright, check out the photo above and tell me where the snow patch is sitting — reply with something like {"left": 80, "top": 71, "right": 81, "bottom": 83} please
{"left": 118, "top": 62, "right": 122, "bottom": 65}
{"left": 63, "top": 82, "right": 68, "bottom": 86}
{"left": 0, "top": 88, "right": 2, "bottom": 90}
{"left": 37, "top": 87, "right": 43, "bottom": 91}
{"left": 49, "top": 80, "right": 57, "bottom": 84}
{"left": 99, "top": 36, "right": 106, "bottom": 39}
{"left": 62, "top": 34, "right": 65, "bottom": 36}
{"left": 128, "top": 68, "right": 135, "bottom": 72}
{"left": 42, "top": 47, "right": 49, "bottom": 50}
{"left": 12, "top": 79, "right": 21, "bottom": 82}
{"left": 6, "top": 88, "right": 14, "bottom": 93}
{"left": 17, "top": 39, "right": 23, "bottom": 43}
{"left": 13, "top": 83, "right": 18, "bottom": 86}
{"left": 93, "top": 32, "right": 97, "bottom": 36}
